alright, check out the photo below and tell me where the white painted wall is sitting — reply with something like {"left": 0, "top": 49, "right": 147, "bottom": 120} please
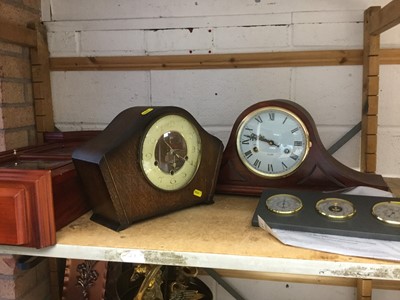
{"left": 43, "top": 0, "right": 400, "bottom": 298}
{"left": 44, "top": 0, "right": 400, "bottom": 176}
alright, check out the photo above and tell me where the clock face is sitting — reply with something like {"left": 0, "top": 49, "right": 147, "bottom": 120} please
{"left": 141, "top": 114, "right": 202, "bottom": 191}
{"left": 372, "top": 201, "right": 400, "bottom": 225}
{"left": 266, "top": 194, "right": 303, "bottom": 214}
{"left": 236, "top": 106, "right": 310, "bottom": 178}
{"left": 315, "top": 198, "right": 356, "bottom": 219}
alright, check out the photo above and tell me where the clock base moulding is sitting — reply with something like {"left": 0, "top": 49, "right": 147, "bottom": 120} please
{"left": 216, "top": 99, "right": 388, "bottom": 196}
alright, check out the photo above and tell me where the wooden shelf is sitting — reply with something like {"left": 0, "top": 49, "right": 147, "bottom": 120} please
{"left": 0, "top": 192, "right": 400, "bottom": 281}
{"left": 49, "top": 49, "right": 400, "bottom": 71}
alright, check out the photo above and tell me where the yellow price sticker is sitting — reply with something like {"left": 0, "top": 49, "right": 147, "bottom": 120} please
{"left": 141, "top": 108, "right": 154, "bottom": 115}
{"left": 193, "top": 189, "right": 203, "bottom": 198}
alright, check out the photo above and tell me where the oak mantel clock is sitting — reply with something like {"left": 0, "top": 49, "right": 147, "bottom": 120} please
{"left": 72, "top": 106, "right": 223, "bottom": 231}
{"left": 216, "top": 99, "right": 388, "bottom": 196}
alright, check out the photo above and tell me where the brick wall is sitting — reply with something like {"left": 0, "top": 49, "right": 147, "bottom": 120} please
{"left": 0, "top": 255, "right": 51, "bottom": 300}
{"left": 0, "top": 2, "right": 52, "bottom": 300}
{"left": 0, "top": 0, "right": 39, "bottom": 151}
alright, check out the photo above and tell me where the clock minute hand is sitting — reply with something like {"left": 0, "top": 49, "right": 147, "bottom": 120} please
{"left": 163, "top": 138, "right": 175, "bottom": 151}
{"left": 173, "top": 150, "right": 186, "bottom": 161}
{"left": 163, "top": 139, "right": 186, "bottom": 161}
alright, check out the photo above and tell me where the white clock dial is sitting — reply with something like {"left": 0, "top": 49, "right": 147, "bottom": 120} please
{"left": 372, "top": 201, "right": 400, "bottom": 225}
{"left": 236, "top": 106, "right": 310, "bottom": 178}
{"left": 266, "top": 194, "right": 303, "bottom": 214}
{"left": 141, "top": 114, "right": 201, "bottom": 191}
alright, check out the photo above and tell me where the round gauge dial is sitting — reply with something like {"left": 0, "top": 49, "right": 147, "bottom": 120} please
{"left": 141, "top": 114, "right": 201, "bottom": 191}
{"left": 316, "top": 198, "right": 356, "bottom": 219}
{"left": 372, "top": 201, "right": 400, "bottom": 225}
{"left": 266, "top": 194, "right": 303, "bottom": 214}
{"left": 236, "top": 106, "right": 310, "bottom": 178}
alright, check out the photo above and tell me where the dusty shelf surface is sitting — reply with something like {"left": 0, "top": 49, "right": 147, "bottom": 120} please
{"left": 1, "top": 189, "right": 400, "bottom": 280}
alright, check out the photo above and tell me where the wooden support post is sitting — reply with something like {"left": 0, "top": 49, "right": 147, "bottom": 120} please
{"left": 357, "top": 279, "right": 372, "bottom": 300}
{"left": 29, "top": 22, "right": 55, "bottom": 143}
{"left": 0, "top": 18, "right": 37, "bottom": 47}
{"left": 361, "top": 7, "right": 381, "bottom": 173}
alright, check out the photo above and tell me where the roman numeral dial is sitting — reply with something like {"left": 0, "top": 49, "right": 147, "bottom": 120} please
{"left": 236, "top": 106, "right": 310, "bottom": 178}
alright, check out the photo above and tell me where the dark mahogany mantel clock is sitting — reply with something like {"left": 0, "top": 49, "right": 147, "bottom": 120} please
{"left": 216, "top": 99, "right": 388, "bottom": 196}
{"left": 72, "top": 106, "right": 223, "bottom": 231}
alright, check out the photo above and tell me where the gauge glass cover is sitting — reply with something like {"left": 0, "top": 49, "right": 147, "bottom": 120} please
{"left": 372, "top": 201, "right": 400, "bottom": 225}
{"left": 265, "top": 193, "right": 303, "bottom": 214}
{"left": 316, "top": 198, "right": 356, "bottom": 219}
{"left": 236, "top": 106, "right": 310, "bottom": 178}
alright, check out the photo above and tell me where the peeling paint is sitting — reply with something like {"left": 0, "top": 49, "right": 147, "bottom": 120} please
{"left": 104, "top": 249, "right": 126, "bottom": 261}
{"left": 320, "top": 266, "right": 400, "bottom": 280}
{"left": 117, "top": 250, "right": 188, "bottom": 266}
{"left": 144, "top": 251, "right": 188, "bottom": 266}
{"left": 240, "top": 24, "right": 288, "bottom": 28}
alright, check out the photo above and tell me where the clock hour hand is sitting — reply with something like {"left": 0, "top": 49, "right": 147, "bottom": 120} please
{"left": 243, "top": 133, "right": 258, "bottom": 141}
{"left": 258, "top": 134, "right": 280, "bottom": 147}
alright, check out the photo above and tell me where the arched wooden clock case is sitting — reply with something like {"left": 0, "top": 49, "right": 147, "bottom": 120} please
{"left": 216, "top": 99, "right": 388, "bottom": 196}
{"left": 72, "top": 106, "right": 223, "bottom": 231}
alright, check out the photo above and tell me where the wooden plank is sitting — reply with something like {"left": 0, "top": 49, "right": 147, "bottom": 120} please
{"left": 366, "top": 135, "right": 377, "bottom": 152}
{"left": 32, "top": 82, "right": 44, "bottom": 99}
{"left": 364, "top": 7, "right": 382, "bottom": 56}
{"left": 366, "top": 96, "right": 378, "bottom": 115}
{"left": 374, "top": 279, "right": 400, "bottom": 291}
{"left": 34, "top": 99, "right": 46, "bottom": 115}
{"left": 30, "top": 22, "right": 55, "bottom": 133}
{"left": 366, "top": 114, "right": 378, "bottom": 131}
{"left": 357, "top": 279, "right": 372, "bottom": 300}
{"left": 48, "top": 48, "right": 400, "bottom": 71}
{"left": 49, "top": 49, "right": 364, "bottom": 71}
{"left": 367, "top": 76, "right": 380, "bottom": 96}
{"left": 367, "top": 56, "right": 380, "bottom": 76}
{"left": 31, "top": 65, "right": 43, "bottom": 82}
{"left": 365, "top": 153, "right": 377, "bottom": 173}
{"left": 210, "top": 269, "right": 400, "bottom": 291}
{"left": 30, "top": 47, "right": 39, "bottom": 64}
{"left": 369, "top": 0, "right": 400, "bottom": 35}
{"left": 211, "top": 269, "right": 358, "bottom": 287}
{"left": 35, "top": 116, "right": 47, "bottom": 132}
{"left": 361, "top": 7, "right": 381, "bottom": 173}
{"left": 380, "top": 49, "right": 400, "bottom": 64}
{"left": 0, "top": 18, "right": 37, "bottom": 48}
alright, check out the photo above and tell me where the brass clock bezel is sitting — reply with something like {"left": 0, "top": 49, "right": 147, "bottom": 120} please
{"left": 372, "top": 201, "right": 400, "bottom": 225}
{"left": 316, "top": 198, "right": 356, "bottom": 220}
{"left": 265, "top": 193, "right": 303, "bottom": 215}
{"left": 235, "top": 106, "right": 311, "bottom": 179}
{"left": 140, "top": 114, "right": 202, "bottom": 192}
